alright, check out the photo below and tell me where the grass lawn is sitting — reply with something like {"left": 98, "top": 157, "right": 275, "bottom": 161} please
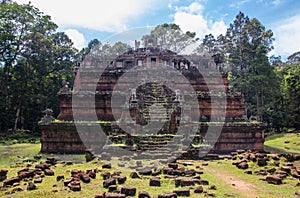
{"left": 0, "top": 132, "right": 300, "bottom": 197}
{"left": 264, "top": 132, "right": 300, "bottom": 154}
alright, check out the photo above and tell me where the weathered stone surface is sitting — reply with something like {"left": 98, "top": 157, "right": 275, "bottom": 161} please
{"left": 209, "top": 184, "right": 217, "bottom": 190}
{"left": 118, "top": 162, "right": 125, "bottom": 167}
{"left": 275, "top": 171, "right": 288, "bottom": 179}
{"left": 108, "top": 185, "right": 117, "bottom": 192}
{"left": 257, "top": 158, "right": 267, "bottom": 166}
{"left": 41, "top": 46, "right": 265, "bottom": 155}
{"left": 44, "top": 169, "right": 54, "bottom": 176}
{"left": 85, "top": 150, "right": 95, "bottom": 162}
{"left": 138, "top": 191, "right": 151, "bottom": 198}
{"left": 244, "top": 170, "right": 252, "bottom": 174}
{"left": 117, "top": 176, "right": 127, "bottom": 184}
{"left": 168, "top": 163, "right": 178, "bottom": 170}
{"left": 56, "top": 175, "right": 65, "bottom": 181}
{"left": 11, "top": 187, "right": 23, "bottom": 193}
{"left": 179, "top": 178, "right": 195, "bottom": 187}
{"left": 266, "top": 175, "right": 282, "bottom": 185}
{"left": 103, "top": 178, "right": 116, "bottom": 188}
{"left": 291, "top": 168, "right": 300, "bottom": 179}
{"left": 46, "top": 157, "right": 57, "bottom": 165}
{"left": 101, "top": 152, "right": 112, "bottom": 161}
{"left": 121, "top": 187, "right": 136, "bottom": 196}
{"left": 267, "top": 168, "right": 276, "bottom": 174}
{"left": 173, "top": 189, "right": 190, "bottom": 196}
{"left": 3, "top": 177, "right": 20, "bottom": 186}
{"left": 95, "top": 192, "right": 106, "bottom": 198}
{"left": 101, "top": 172, "right": 111, "bottom": 180}
{"left": 138, "top": 168, "right": 152, "bottom": 176}
{"left": 207, "top": 192, "right": 216, "bottom": 197}
{"left": 158, "top": 193, "right": 178, "bottom": 198}
{"left": 87, "top": 170, "right": 96, "bottom": 179}
{"left": 199, "top": 179, "right": 209, "bottom": 185}
{"left": 152, "top": 169, "right": 162, "bottom": 176}
{"left": 280, "top": 166, "right": 291, "bottom": 173}
{"left": 17, "top": 170, "right": 33, "bottom": 180}
{"left": 68, "top": 181, "right": 81, "bottom": 191}
{"left": 194, "top": 186, "right": 204, "bottom": 193}
{"left": 33, "top": 178, "right": 43, "bottom": 183}
{"left": 105, "top": 193, "right": 126, "bottom": 198}
{"left": 27, "top": 182, "right": 37, "bottom": 190}
{"left": 130, "top": 172, "right": 140, "bottom": 179}
{"left": 63, "top": 177, "right": 74, "bottom": 186}
{"left": 150, "top": 177, "right": 161, "bottom": 187}
{"left": 270, "top": 154, "right": 280, "bottom": 161}
{"left": 237, "top": 162, "right": 249, "bottom": 169}
{"left": 102, "top": 163, "right": 112, "bottom": 169}
{"left": 255, "top": 170, "right": 267, "bottom": 176}
{"left": 35, "top": 163, "right": 50, "bottom": 170}
{"left": 136, "top": 161, "right": 143, "bottom": 167}
{"left": 0, "top": 169, "right": 8, "bottom": 182}
{"left": 79, "top": 173, "right": 91, "bottom": 183}
{"left": 185, "top": 169, "right": 196, "bottom": 176}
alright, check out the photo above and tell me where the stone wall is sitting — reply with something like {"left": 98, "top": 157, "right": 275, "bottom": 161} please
{"left": 40, "top": 122, "right": 264, "bottom": 155}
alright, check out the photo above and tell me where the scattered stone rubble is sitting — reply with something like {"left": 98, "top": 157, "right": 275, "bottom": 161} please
{"left": 1, "top": 152, "right": 300, "bottom": 197}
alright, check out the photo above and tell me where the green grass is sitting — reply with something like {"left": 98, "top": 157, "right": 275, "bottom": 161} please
{"left": 264, "top": 132, "right": 300, "bottom": 153}
{"left": 1, "top": 132, "right": 300, "bottom": 198}
{"left": 0, "top": 143, "right": 41, "bottom": 166}
{"left": 204, "top": 159, "right": 300, "bottom": 198}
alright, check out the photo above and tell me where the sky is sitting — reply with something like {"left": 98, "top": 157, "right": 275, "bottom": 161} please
{"left": 15, "top": 0, "right": 300, "bottom": 58}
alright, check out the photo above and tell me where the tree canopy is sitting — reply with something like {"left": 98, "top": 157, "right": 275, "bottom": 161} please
{"left": 0, "top": 2, "right": 77, "bottom": 131}
{"left": 141, "top": 23, "right": 199, "bottom": 53}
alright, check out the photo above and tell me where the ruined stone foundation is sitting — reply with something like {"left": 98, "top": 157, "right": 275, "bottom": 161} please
{"left": 40, "top": 47, "right": 264, "bottom": 156}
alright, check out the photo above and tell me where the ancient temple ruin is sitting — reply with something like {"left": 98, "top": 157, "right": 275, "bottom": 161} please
{"left": 40, "top": 40, "right": 265, "bottom": 158}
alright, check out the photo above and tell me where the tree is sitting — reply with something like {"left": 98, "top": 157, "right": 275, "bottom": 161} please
{"left": 79, "top": 39, "right": 130, "bottom": 58}
{"left": 141, "top": 23, "right": 198, "bottom": 53}
{"left": 200, "top": 12, "right": 280, "bottom": 126}
{"left": 287, "top": 51, "right": 300, "bottom": 65}
{"left": 277, "top": 59, "right": 300, "bottom": 129}
{"left": 0, "top": 2, "right": 77, "bottom": 131}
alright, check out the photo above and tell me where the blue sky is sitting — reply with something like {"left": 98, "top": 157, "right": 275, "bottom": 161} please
{"left": 16, "top": 0, "right": 300, "bottom": 58}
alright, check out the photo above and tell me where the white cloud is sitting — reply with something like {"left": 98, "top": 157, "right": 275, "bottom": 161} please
{"left": 229, "top": 0, "right": 250, "bottom": 8}
{"left": 173, "top": 2, "right": 227, "bottom": 39}
{"left": 271, "top": 14, "right": 300, "bottom": 57}
{"left": 15, "top": 0, "right": 159, "bottom": 32}
{"left": 64, "top": 29, "right": 85, "bottom": 49}
{"left": 175, "top": 2, "right": 203, "bottom": 14}
{"left": 209, "top": 21, "right": 227, "bottom": 37}
{"left": 272, "top": 0, "right": 283, "bottom": 6}
{"left": 174, "top": 12, "right": 208, "bottom": 37}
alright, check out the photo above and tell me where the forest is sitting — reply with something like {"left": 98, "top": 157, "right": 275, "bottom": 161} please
{"left": 0, "top": 1, "right": 299, "bottom": 134}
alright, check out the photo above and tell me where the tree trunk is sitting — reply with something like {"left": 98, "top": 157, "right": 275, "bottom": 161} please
{"left": 256, "top": 90, "right": 260, "bottom": 120}
{"left": 13, "top": 105, "right": 21, "bottom": 132}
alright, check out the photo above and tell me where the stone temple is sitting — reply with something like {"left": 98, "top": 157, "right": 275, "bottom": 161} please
{"left": 40, "top": 39, "right": 265, "bottom": 158}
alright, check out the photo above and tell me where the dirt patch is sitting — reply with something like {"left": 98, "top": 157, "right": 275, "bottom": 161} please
{"left": 205, "top": 165, "right": 260, "bottom": 198}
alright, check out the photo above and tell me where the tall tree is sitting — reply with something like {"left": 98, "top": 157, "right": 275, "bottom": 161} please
{"left": 0, "top": 2, "right": 77, "bottom": 131}
{"left": 141, "top": 23, "right": 198, "bottom": 53}
{"left": 201, "top": 12, "right": 279, "bottom": 124}
{"left": 277, "top": 58, "right": 300, "bottom": 129}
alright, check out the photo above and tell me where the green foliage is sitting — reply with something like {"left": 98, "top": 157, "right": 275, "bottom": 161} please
{"left": 276, "top": 62, "right": 300, "bottom": 129}
{"left": 0, "top": 130, "right": 40, "bottom": 145}
{"left": 201, "top": 12, "right": 281, "bottom": 128}
{"left": 142, "top": 23, "right": 198, "bottom": 53}
{"left": 79, "top": 39, "right": 130, "bottom": 58}
{"left": 0, "top": 2, "right": 77, "bottom": 132}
